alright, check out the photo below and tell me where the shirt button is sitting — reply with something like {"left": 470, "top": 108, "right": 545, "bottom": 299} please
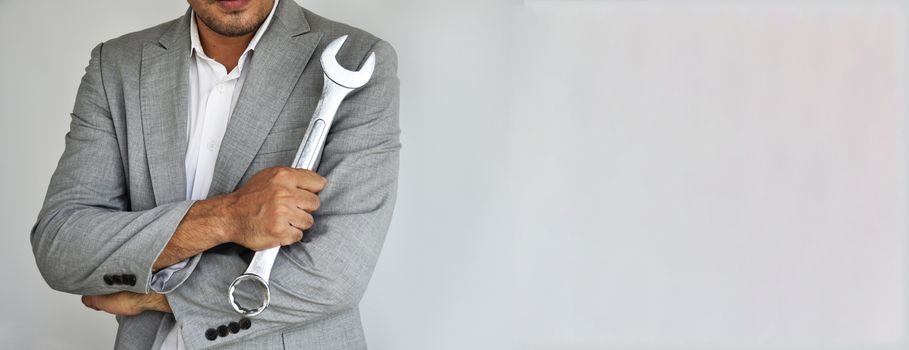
{"left": 207, "top": 142, "right": 217, "bottom": 152}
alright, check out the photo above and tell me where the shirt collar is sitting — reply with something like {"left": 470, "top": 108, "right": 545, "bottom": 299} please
{"left": 189, "top": 0, "right": 280, "bottom": 59}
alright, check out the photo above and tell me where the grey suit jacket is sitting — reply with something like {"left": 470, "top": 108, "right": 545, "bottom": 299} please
{"left": 30, "top": 1, "right": 400, "bottom": 348}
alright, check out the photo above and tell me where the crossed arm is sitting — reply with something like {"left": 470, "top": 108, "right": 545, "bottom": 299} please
{"left": 82, "top": 165, "right": 328, "bottom": 315}
{"left": 33, "top": 39, "right": 399, "bottom": 347}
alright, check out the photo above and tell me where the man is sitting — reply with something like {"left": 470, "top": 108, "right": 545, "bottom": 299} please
{"left": 30, "top": 0, "right": 400, "bottom": 348}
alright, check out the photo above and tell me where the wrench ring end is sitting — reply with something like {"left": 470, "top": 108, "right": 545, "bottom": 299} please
{"left": 228, "top": 274, "right": 271, "bottom": 317}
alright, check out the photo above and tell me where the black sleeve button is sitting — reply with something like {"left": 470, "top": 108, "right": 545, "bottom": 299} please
{"left": 103, "top": 275, "right": 114, "bottom": 285}
{"left": 125, "top": 274, "right": 137, "bottom": 286}
{"left": 217, "top": 325, "right": 229, "bottom": 337}
{"left": 239, "top": 317, "right": 251, "bottom": 330}
{"left": 228, "top": 322, "right": 240, "bottom": 334}
{"left": 111, "top": 274, "right": 122, "bottom": 285}
{"left": 205, "top": 328, "right": 218, "bottom": 341}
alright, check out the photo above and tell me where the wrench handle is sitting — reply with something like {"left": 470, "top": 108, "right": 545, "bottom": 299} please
{"left": 228, "top": 75, "right": 354, "bottom": 317}
{"left": 291, "top": 79, "right": 352, "bottom": 170}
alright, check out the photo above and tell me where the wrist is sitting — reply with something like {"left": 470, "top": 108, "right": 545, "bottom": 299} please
{"left": 144, "top": 293, "right": 172, "bottom": 313}
{"left": 187, "top": 195, "right": 236, "bottom": 246}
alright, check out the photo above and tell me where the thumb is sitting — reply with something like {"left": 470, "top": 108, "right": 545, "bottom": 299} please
{"left": 81, "top": 296, "right": 100, "bottom": 311}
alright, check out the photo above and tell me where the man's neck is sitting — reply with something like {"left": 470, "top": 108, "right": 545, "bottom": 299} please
{"left": 195, "top": 15, "right": 255, "bottom": 73}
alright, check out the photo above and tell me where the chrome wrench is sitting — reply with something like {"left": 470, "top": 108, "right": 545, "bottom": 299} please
{"left": 228, "top": 35, "right": 377, "bottom": 316}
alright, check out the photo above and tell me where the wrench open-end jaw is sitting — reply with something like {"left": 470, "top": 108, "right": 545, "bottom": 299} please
{"left": 322, "top": 35, "right": 376, "bottom": 89}
{"left": 228, "top": 35, "right": 377, "bottom": 317}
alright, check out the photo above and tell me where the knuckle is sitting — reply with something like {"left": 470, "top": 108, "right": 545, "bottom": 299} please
{"left": 255, "top": 167, "right": 273, "bottom": 179}
{"left": 303, "top": 170, "right": 326, "bottom": 189}
{"left": 267, "top": 205, "right": 284, "bottom": 217}
{"left": 298, "top": 194, "right": 315, "bottom": 211}
{"left": 269, "top": 221, "right": 286, "bottom": 235}
{"left": 280, "top": 232, "right": 295, "bottom": 246}
{"left": 295, "top": 233, "right": 304, "bottom": 244}
{"left": 270, "top": 167, "right": 291, "bottom": 181}
{"left": 272, "top": 187, "right": 290, "bottom": 199}
{"left": 312, "top": 174, "right": 327, "bottom": 190}
{"left": 302, "top": 214, "right": 315, "bottom": 227}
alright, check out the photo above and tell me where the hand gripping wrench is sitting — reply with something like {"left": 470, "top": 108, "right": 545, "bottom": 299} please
{"left": 228, "top": 35, "right": 377, "bottom": 317}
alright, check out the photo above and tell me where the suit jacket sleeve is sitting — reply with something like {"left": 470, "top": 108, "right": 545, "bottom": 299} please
{"left": 165, "top": 39, "right": 401, "bottom": 348}
{"left": 31, "top": 43, "right": 200, "bottom": 296}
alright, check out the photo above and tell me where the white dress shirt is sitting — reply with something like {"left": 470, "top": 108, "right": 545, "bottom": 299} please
{"left": 156, "top": 2, "right": 279, "bottom": 348}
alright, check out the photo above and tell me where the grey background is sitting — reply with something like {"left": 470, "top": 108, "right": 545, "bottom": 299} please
{"left": 1, "top": 0, "right": 907, "bottom": 349}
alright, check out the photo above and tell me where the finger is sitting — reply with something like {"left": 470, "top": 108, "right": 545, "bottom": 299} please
{"left": 287, "top": 190, "right": 320, "bottom": 212}
{"left": 96, "top": 292, "right": 144, "bottom": 316}
{"left": 291, "top": 210, "right": 314, "bottom": 230}
{"left": 288, "top": 220, "right": 305, "bottom": 232}
{"left": 286, "top": 222, "right": 306, "bottom": 245}
{"left": 289, "top": 211, "right": 314, "bottom": 229}
{"left": 82, "top": 296, "right": 100, "bottom": 311}
{"left": 288, "top": 169, "right": 327, "bottom": 193}
{"left": 86, "top": 295, "right": 116, "bottom": 314}
{"left": 268, "top": 167, "right": 322, "bottom": 188}
{"left": 87, "top": 294, "right": 114, "bottom": 311}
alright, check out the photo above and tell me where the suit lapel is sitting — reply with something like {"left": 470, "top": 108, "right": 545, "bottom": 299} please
{"left": 140, "top": 2, "right": 321, "bottom": 203}
{"left": 208, "top": 1, "right": 322, "bottom": 196}
{"left": 141, "top": 10, "right": 192, "bottom": 205}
